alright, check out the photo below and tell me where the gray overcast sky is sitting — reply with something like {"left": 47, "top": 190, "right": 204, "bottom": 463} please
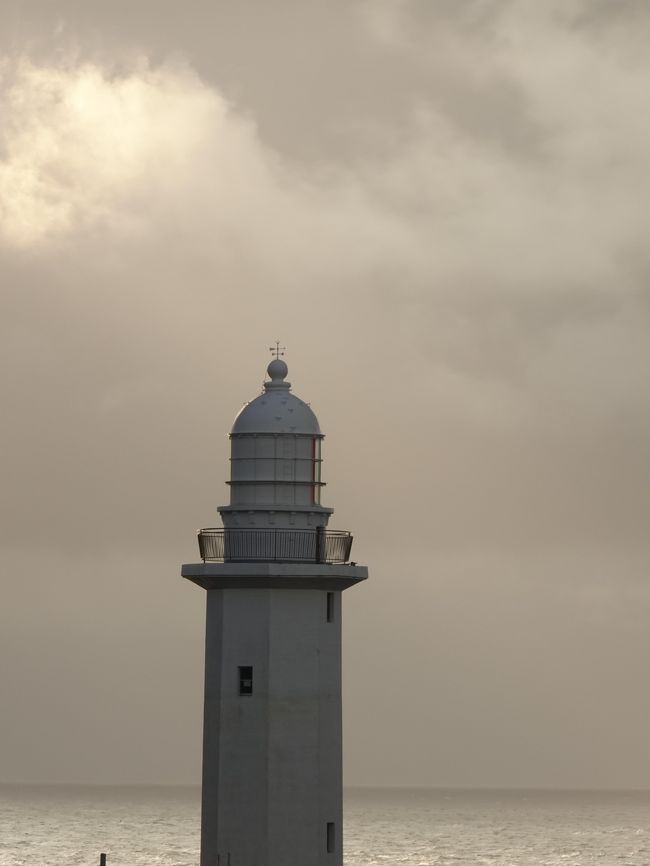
{"left": 1, "top": 0, "right": 649, "bottom": 788}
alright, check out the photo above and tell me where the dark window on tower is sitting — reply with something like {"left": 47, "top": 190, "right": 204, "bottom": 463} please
{"left": 326, "top": 592, "right": 335, "bottom": 623}
{"left": 326, "top": 822, "right": 335, "bottom": 854}
{"left": 238, "top": 666, "right": 253, "bottom": 695}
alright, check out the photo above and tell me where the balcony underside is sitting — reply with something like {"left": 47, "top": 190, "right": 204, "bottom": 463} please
{"left": 181, "top": 560, "right": 368, "bottom": 591}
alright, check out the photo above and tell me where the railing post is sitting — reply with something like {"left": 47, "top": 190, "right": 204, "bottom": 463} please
{"left": 316, "top": 526, "right": 325, "bottom": 563}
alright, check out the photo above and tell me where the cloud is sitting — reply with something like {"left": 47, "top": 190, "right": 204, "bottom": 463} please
{"left": 0, "top": 57, "right": 224, "bottom": 244}
{"left": 0, "top": 28, "right": 649, "bottom": 560}
{"left": 1, "top": 1, "right": 650, "bottom": 789}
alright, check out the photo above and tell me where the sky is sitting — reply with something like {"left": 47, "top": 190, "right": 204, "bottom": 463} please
{"left": 1, "top": 0, "right": 649, "bottom": 789}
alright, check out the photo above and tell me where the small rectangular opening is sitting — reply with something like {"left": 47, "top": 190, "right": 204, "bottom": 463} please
{"left": 326, "top": 822, "right": 335, "bottom": 854}
{"left": 326, "top": 592, "right": 335, "bottom": 623}
{"left": 238, "top": 666, "right": 253, "bottom": 696}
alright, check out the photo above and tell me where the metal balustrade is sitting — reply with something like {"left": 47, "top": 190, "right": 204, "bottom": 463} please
{"left": 197, "top": 528, "right": 353, "bottom": 564}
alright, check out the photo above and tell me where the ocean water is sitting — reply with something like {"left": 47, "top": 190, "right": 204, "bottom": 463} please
{"left": 0, "top": 784, "right": 648, "bottom": 866}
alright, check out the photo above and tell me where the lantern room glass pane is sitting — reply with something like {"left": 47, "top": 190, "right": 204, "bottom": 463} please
{"left": 311, "top": 438, "right": 322, "bottom": 504}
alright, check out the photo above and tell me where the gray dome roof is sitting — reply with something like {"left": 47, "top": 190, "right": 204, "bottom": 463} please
{"left": 231, "top": 361, "right": 322, "bottom": 436}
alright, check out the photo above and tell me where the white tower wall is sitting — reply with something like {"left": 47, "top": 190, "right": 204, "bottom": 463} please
{"left": 201, "top": 587, "right": 342, "bottom": 866}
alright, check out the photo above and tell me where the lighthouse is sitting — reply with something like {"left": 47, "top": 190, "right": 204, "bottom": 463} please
{"left": 182, "top": 350, "right": 368, "bottom": 866}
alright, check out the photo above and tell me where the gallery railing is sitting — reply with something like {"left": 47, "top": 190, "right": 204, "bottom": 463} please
{"left": 197, "top": 528, "right": 353, "bottom": 564}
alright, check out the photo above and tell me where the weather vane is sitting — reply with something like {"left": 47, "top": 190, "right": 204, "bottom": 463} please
{"left": 269, "top": 340, "right": 286, "bottom": 360}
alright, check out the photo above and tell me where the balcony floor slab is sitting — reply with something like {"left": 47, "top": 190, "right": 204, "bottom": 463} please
{"left": 181, "top": 561, "right": 368, "bottom": 591}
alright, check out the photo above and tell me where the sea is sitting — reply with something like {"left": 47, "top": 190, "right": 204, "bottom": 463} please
{"left": 0, "top": 785, "right": 648, "bottom": 866}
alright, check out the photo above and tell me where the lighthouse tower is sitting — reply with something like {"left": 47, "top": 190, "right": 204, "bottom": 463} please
{"left": 182, "top": 351, "right": 368, "bottom": 866}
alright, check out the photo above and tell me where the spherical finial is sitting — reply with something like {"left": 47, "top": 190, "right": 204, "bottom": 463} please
{"left": 267, "top": 358, "right": 288, "bottom": 382}
{"left": 266, "top": 340, "right": 289, "bottom": 387}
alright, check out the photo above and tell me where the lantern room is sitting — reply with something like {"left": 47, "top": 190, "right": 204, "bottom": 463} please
{"left": 217, "top": 357, "right": 333, "bottom": 530}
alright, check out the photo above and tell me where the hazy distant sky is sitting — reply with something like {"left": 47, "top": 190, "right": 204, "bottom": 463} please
{"left": 1, "top": 1, "right": 649, "bottom": 788}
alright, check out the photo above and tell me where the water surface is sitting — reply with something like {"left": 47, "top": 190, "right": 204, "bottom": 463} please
{"left": 1, "top": 784, "right": 648, "bottom": 865}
